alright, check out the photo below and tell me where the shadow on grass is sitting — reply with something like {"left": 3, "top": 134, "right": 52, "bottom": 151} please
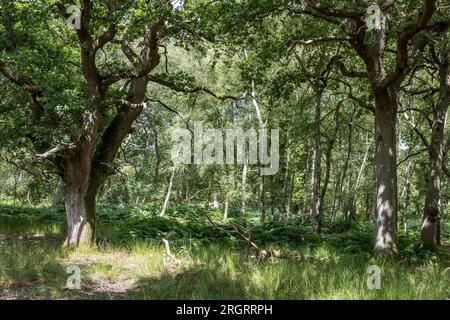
{"left": 0, "top": 238, "right": 68, "bottom": 299}
{"left": 85, "top": 268, "right": 247, "bottom": 300}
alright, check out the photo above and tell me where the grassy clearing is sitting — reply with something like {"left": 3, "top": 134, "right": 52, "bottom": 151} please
{"left": 0, "top": 204, "right": 449, "bottom": 300}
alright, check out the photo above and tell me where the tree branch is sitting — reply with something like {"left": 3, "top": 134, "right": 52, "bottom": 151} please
{"left": 289, "top": 36, "right": 352, "bottom": 50}
{"left": 398, "top": 107, "right": 433, "bottom": 127}
{"left": 397, "top": 148, "right": 427, "bottom": 167}
{"left": 0, "top": 59, "right": 44, "bottom": 111}
{"left": 331, "top": 55, "right": 368, "bottom": 78}
{"left": 35, "top": 145, "right": 68, "bottom": 159}
{"left": 330, "top": 77, "right": 375, "bottom": 113}
{"left": 93, "top": 1, "right": 118, "bottom": 52}
{"left": 102, "top": 99, "right": 148, "bottom": 109}
{"left": 385, "top": 0, "right": 438, "bottom": 87}
{"left": 101, "top": 19, "right": 163, "bottom": 87}
{"left": 148, "top": 75, "right": 247, "bottom": 101}
{"left": 304, "top": 0, "right": 363, "bottom": 21}
{"left": 0, "top": 155, "right": 51, "bottom": 181}
{"left": 401, "top": 117, "right": 430, "bottom": 148}
{"left": 147, "top": 98, "right": 193, "bottom": 134}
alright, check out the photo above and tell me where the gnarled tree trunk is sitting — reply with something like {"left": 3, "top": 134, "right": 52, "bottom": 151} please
{"left": 63, "top": 149, "right": 97, "bottom": 247}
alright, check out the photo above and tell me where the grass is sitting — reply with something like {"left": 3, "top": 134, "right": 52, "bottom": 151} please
{"left": 0, "top": 204, "right": 449, "bottom": 300}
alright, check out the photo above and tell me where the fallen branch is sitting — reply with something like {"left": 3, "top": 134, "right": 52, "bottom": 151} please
{"left": 202, "top": 212, "right": 258, "bottom": 251}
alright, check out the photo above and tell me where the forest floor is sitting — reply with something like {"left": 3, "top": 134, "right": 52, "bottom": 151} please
{"left": 0, "top": 203, "right": 449, "bottom": 300}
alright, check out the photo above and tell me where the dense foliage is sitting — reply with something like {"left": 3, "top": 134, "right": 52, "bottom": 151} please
{"left": 0, "top": 0, "right": 449, "bottom": 300}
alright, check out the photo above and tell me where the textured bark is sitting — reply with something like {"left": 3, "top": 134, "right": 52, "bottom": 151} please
{"left": 373, "top": 89, "right": 399, "bottom": 256}
{"left": 64, "top": 16, "right": 160, "bottom": 245}
{"left": 0, "top": 2, "right": 164, "bottom": 247}
{"left": 421, "top": 127, "right": 444, "bottom": 250}
{"left": 344, "top": 167, "right": 355, "bottom": 221}
{"left": 63, "top": 147, "right": 97, "bottom": 247}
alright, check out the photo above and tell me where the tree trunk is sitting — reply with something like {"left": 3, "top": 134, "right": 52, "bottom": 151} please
{"left": 320, "top": 102, "right": 340, "bottom": 220}
{"left": 441, "top": 180, "right": 449, "bottom": 240}
{"left": 224, "top": 198, "right": 229, "bottom": 220}
{"left": 336, "top": 119, "right": 354, "bottom": 219}
{"left": 13, "top": 169, "right": 17, "bottom": 205}
{"left": 330, "top": 143, "right": 343, "bottom": 222}
{"left": 302, "top": 144, "right": 311, "bottom": 215}
{"left": 365, "top": 191, "right": 372, "bottom": 220}
{"left": 63, "top": 156, "right": 96, "bottom": 247}
{"left": 150, "top": 121, "right": 161, "bottom": 191}
{"left": 259, "top": 176, "right": 266, "bottom": 223}
{"left": 421, "top": 45, "right": 449, "bottom": 250}
{"left": 251, "top": 79, "right": 267, "bottom": 223}
{"left": 287, "top": 171, "right": 295, "bottom": 216}
{"left": 373, "top": 89, "right": 399, "bottom": 256}
{"left": 350, "top": 133, "right": 371, "bottom": 219}
{"left": 312, "top": 88, "right": 323, "bottom": 234}
{"left": 421, "top": 124, "right": 445, "bottom": 250}
{"left": 270, "top": 175, "right": 275, "bottom": 217}
{"left": 212, "top": 192, "right": 220, "bottom": 209}
{"left": 344, "top": 168, "right": 354, "bottom": 222}
{"left": 282, "top": 144, "right": 291, "bottom": 221}
{"left": 160, "top": 166, "right": 176, "bottom": 217}
{"left": 400, "top": 159, "right": 414, "bottom": 234}
{"left": 239, "top": 159, "right": 248, "bottom": 217}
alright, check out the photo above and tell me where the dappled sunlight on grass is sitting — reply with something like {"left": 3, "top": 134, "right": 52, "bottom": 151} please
{"left": 0, "top": 205, "right": 449, "bottom": 299}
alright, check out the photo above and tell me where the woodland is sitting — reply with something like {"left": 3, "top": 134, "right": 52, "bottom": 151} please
{"left": 0, "top": 0, "right": 449, "bottom": 300}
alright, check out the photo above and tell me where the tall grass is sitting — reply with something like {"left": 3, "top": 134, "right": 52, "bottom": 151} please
{"left": 0, "top": 204, "right": 449, "bottom": 300}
